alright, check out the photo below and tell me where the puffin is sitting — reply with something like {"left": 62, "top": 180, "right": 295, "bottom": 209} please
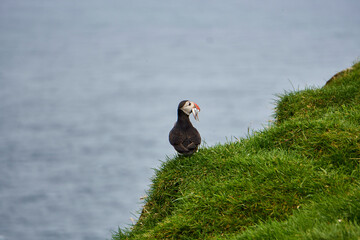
{"left": 169, "top": 100, "right": 201, "bottom": 155}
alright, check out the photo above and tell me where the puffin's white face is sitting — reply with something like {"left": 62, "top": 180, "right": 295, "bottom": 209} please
{"left": 181, "top": 101, "right": 201, "bottom": 121}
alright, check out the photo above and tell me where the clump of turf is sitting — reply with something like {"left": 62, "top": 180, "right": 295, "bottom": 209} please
{"left": 112, "top": 61, "right": 360, "bottom": 240}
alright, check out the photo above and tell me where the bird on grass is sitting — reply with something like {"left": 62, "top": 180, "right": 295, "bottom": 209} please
{"left": 169, "top": 100, "right": 201, "bottom": 155}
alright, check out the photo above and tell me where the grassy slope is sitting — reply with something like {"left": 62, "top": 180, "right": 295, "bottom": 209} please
{"left": 113, "top": 62, "right": 360, "bottom": 240}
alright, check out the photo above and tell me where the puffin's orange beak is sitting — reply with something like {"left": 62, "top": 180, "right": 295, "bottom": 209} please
{"left": 194, "top": 103, "right": 200, "bottom": 111}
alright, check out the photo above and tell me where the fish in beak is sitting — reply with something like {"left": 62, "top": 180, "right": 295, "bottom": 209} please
{"left": 191, "top": 102, "right": 200, "bottom": 121}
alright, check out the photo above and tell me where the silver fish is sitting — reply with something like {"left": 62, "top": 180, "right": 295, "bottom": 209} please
{"left": 192, "top": 108, "right": 200, "bottom": 121}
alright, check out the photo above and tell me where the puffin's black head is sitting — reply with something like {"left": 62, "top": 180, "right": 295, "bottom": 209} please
{"left": 178, "top": 100, "right": 189, "bottom": 109}
{"left": 178, "top": 100, "right": 200, "bottom": 121}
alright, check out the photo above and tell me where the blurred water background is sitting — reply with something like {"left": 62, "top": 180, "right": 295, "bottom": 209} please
{"left": 0, "top": 0, "right": 359, "bottom": 239}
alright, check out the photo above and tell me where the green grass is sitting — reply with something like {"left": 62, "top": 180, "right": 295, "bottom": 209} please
{"left": 229, "top": 185, "right": 360, "bottom": 240}
{"left": 112, "top": 61, "right": 360, "bottom": 240}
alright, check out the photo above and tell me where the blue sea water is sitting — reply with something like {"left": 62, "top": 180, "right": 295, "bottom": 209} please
{"left": 0, "top": 0, "right": 359, "bottom": 239}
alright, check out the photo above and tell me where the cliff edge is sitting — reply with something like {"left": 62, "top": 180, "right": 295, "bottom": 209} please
{"left": 113, "top": 61, "right": 360, "bottom": 240}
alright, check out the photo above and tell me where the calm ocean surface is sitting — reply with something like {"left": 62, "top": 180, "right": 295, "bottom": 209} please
{"left": 0, "top": 1, "right": 359, "bottom": 239}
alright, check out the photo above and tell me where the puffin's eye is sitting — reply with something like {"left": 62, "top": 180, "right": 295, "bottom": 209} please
{"left": 188, "top": 102, "right": 191, "bottom": 106}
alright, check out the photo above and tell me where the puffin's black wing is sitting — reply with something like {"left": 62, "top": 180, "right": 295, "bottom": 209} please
{"left": 169, "top": 124, "right": 201, "bottom": 155}
{"left": 184, "top": 127, "right": 201, "bottom": 152}
{"left": 169, "top": 125, "right": 188, "bottom": 154}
